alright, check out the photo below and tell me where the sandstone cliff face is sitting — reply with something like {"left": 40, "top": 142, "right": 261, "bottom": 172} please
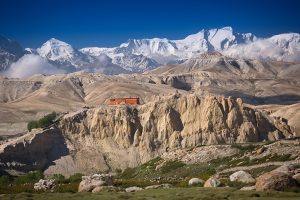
{"left": 0, "top": 126, "right": 70, "bottom": 175}
{"left": 0, "top": 94, "right": 295, "bottom": 176}
{"left": 57, "top": 94, "right": 294, "bottom": 172}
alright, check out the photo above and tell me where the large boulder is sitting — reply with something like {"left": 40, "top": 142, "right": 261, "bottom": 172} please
{"left": 34, "top": 179, "right": 56, "bottom": 192}
{"left": 92, "top": 186, "right": 121, "bottom": 193}
{"left": 240, "top": 186, "right": 256, "bottom": 191}
{"left": 188, "top": 178, "right": 204, "bottom": 186}
{"left": 229, "top": 171, "right": 255, "bottom": 183}
{"left": 292, "top": 173, "right": 300, "bottom": 184}
{"left": 78, "top": 174, "right": 113, "bottom": 192}
{"left": 125, "top": 186, "right": 144, "bottom": 192}
{"left": 145, "top": 184, "right": 173, "bottom": 189}
{"left": 256, "top": 168, "right": 297, "bottom": 191}
{"left": 272, "top": 164, "right": 295, "bottom": 176}
{"left": 204, "top": 177, "right": 221, "bottom": 188}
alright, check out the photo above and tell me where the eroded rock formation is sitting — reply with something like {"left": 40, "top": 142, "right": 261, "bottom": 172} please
{"left": 0, "top": 94, "right": 296, "bottom": 176}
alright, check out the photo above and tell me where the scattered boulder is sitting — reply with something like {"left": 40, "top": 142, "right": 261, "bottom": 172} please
{"left": 294, "top": 168, "right": 300, "bottom": 174}
{"left": 204, "top": 177, "right": 221, "bottom": 188}
{"left": 273, "top": 164, "right": 295, "bottom": 176}
{"left": 240, "top": 186, "right": 256, "bottom": 191}
{"left": 256, "top": 166, "right": 297, "bottom": 191}
{"left": 229, "top": 171, "right": 255, "bottom": 183}
{"left": 145, "top": 184, "right": 173, "bottom": 190}
{"left": 188, "top": 178, "right": 204, "bottom": 186}
{"left": 125, "top": 186, "right": 144, "bottom": 192}
{"left": 256, "top": 146, "right": 266, "bottom": 155}
{"left": 92, "top": 186, "right": 121, "bottom": 193}
{"left": 78, "top": 174, "right": 113, "bottom": 192}
{"left": 34, "top": 179, "right": 56, "bottom": 192}
{"left": 292, "top": 173, "right": 300, "bottom": 184}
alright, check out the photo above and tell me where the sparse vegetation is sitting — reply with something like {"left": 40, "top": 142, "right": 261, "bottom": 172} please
{"left": 0, "top": 175, "right": 10, "bottom": 186}
{"left": 231, "top": 144, "right": 256, "bottom": 152}
{"left": 221, "top": 178, "right": 253, "bottom": 189}
{"left": 27, "top": 112, "right": 57, "bottom": 131}
{"left": 15, "top": 171, "right": 44, "bottom": 185}
{"left": 52, "top": 174, "right": 67, "bottom": 184}
{"left": 0, "top": 172, "right": 83, "bottom": 194}
{"left": 1, "top": 188, "right": 300, "bottom": 200}
{"left": 54, "top": 182, "right": 79, "bottom": 193}
{"left": 159, "top": 160, "right": 186, "bottom": 174}
{"left": 68, "top": 173, "right": 84, "bottom": 183}
{"left": 118, "top": 157, "right": 216, "bottom": 182}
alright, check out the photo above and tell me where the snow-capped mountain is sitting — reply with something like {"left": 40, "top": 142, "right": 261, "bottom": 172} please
{"left": 36, "top": 38, "right": 128, "bottom": 74}
{"left": 1, "top": 26, "right": 299, "bottom": 77}
{"left": 175, "top": 27, "right": 256, "bottom": 53}
{"left": 118, "top": 27, "right": 256, "bottom": 58}
{"left": 28, "top": 27, "right": 300, "bottom": 73}
{"left": 80, "top": 46, "right": 160, "bottom": 72}
{"left": 37, "top": 38, "right": 92, "bottom": 71}
{"left": 81, "top": 27, "right": 258, "bottom": 70}
{"left": 0, "top": 36, "right": 24, "bottom": 71}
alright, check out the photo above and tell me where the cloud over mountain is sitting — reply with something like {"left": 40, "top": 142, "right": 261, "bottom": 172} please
{"left": 4, "top": 54, "right": 65, "bottom": 78}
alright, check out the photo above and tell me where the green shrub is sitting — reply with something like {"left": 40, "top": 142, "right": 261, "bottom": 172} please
{"left": 15, "top": 171, "right": 44, "bottom": 185}
{"left": 38, "top": 112, "right": 57, "bottom": 127}
{"left": 231, "top": 144, "right": 256, "bottom": 152}
{"left": 54, "top": 182, "right": 79, "bottom": 193}
{"left": 0, "top": 175, "right": 10, "bottom": 186}
{"left": 27, "top": 121, "right": 39, "bottom": 132}
{"left": 119, "top": 167, "right": 136, "bottom": 179}
{"left": 114, "top": 179, "right": 158, "bottom": 188}
{"left": 68, "top": 173, "right": 83, "bottom": 183}
{"left": 222, "top": 179, "right": 252, "bottom": 189}
{"left": 27, "top": 112, "right": 57, "bottom": 131}
{"left": 115, "top": 168, "right": 122, "bottom": 175}
{"left": 52, "top": 174, "right": 68, "bottom": 184}
{"left": 0, "top": 184, "right": 35, "bottom": 194}
{"left": 159, "top": 160, "right": 186, "bottom": 174}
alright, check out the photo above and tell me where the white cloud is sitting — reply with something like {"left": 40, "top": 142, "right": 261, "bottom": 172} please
{"left": 223, "top": 39, "right": 300, "bottom": 62}
{"left": 3, "top": 54, "right": 66, "bottom": 78}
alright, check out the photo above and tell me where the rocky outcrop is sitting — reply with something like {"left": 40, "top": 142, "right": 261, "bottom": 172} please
{"left": 78, "top": 174, "right": 113, "bottom": 192}
{"left": 255, "top": 165, "right": 297, "bottom": 191}
{"left": 57, "top": 94, "right": 294, "bottom": 172}
{"left": 0, "top": 94, "right": 295, "bottom": 176}
{"left": 0, "top": 126, "right": 71, "bottom": 175}
{"left": 229, "top": 171, "right": 255, "bottom": 183}
{"left": 34, "top": 179, "right": 56, "bottom": 192}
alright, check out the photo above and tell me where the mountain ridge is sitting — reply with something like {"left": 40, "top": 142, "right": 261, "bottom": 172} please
{"left": 1, "top": 27, "right": 299, "bottom": 76}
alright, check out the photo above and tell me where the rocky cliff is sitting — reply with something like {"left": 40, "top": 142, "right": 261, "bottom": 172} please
{"left": 0, "top": 94, "right": 296, "bottom": 176}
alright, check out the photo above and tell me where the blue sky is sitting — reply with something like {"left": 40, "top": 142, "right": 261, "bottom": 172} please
{"left": 1, "top": 0, "right": 300, "bottom": 48}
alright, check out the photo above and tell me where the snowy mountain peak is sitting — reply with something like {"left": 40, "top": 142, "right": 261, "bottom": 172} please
{"left": 37, "top": 38, "right": 76, "bottom": 61}
{"left": 220, "top": 26, "right": 233, "bottom": 31}
{"left": 46, "top": 38, "right": 70, "bottom": 46}
{"left": 269, "top": 33, "right": 300, "bottom": 49}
